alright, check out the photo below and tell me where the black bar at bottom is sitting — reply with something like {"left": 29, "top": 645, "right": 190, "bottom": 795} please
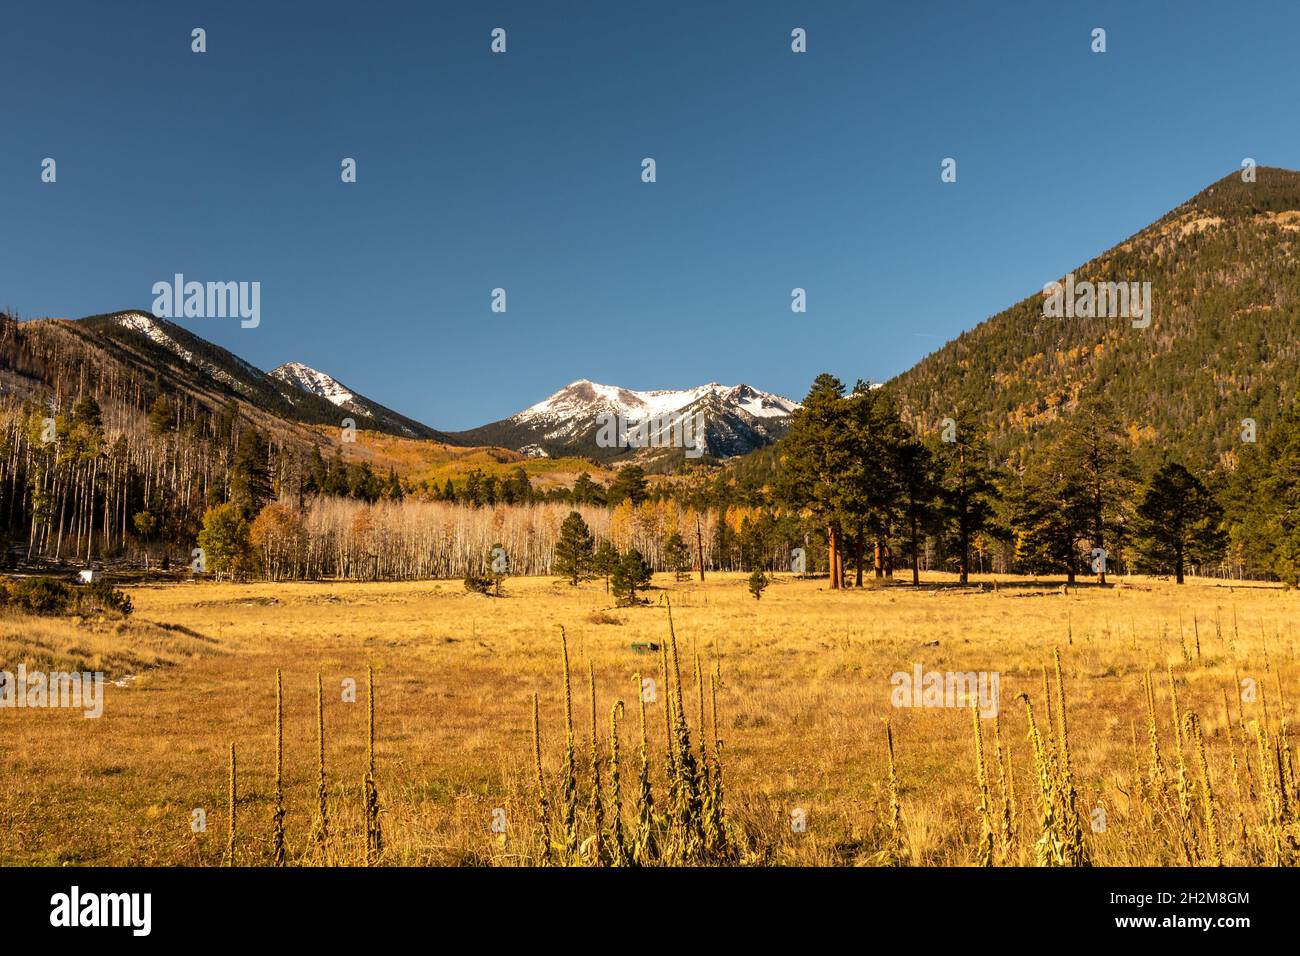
{"left": 1, "top": 866, "right": 1271, "bottom": 942}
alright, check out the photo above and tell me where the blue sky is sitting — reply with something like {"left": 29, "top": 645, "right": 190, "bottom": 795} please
{"left": 2, "top": 1, "right": 1296, "bottom": 429}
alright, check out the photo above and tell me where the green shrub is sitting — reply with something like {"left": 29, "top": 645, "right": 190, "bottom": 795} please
{"left": 1, "top": 576, "right": 133, "bottom": 617}
{"left": 463, "top": 574, "right": 494, "bottom": 595}
{"left": 10, "top": 576, "right": 74, "bottom": 614}
{"left": 79, "top": 579, "right": 134, "bottom": 617}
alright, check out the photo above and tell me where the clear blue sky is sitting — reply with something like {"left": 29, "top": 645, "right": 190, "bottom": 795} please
{"left": 2, "top": 1, "right": 1296, "bottom": 429}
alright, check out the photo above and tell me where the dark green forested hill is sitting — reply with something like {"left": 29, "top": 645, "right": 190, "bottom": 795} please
{"left": 890, "top": 166, "right": 1300, "bottom": 475}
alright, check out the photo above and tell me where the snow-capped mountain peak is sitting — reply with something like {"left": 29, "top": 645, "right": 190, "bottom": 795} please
{"left": 518, "top": 379, "right": 798, "bottom": 424}
{"left": 452, "top": 378, "right": 800, "bottom": 460}
{"left": 268, "top": 361, "right": 445, "bottom": 439}
{"left": 116, "top": 311, "right": 194, "bottom": 362}
{"left": 270, "top": 362, "right": 357, "bottom": 409}
{"left": 114, "top": 311, "right": 266, "bottom": 396}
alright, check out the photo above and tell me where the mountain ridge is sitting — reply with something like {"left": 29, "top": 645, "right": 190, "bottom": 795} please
{"left": 0, "top": 310, "right": 457, "bottom": 445}
{"left": 0, "top": 309, "right": 797, "bottom": 464}
{"left": 268, "top": 359, "right": 446, "bottom": 440}
{"left": 7, "top": 166, "right": 1295, "bottom": 475}
{"left": 889, "top": 166, "right": 1300, "bottom": 474}
{"left": 450, "top": 378, "right": 800, "bottom": 461}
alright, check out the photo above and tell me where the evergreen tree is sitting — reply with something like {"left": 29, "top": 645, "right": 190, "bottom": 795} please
{"left": 71, "top": 396, "right": 103, "bottom": 430}
{"left": 712, "top": 518, "right": 736, "bottom": 572}
{"left": 936, "top": 417, "right": 998, "bottom": 584}
{"left": 133, "top": 511, "right": 157, "bottom": 567}
{"left": 147, "top": 394, "right": 174, "bottom": 435}
{"left": 842, "top": 383, "right": 907, "bottom": 584}
{"left": 1057, "top": 396, "right": 1136, "bottom": 583}
{"left": 1227, "top": 408, "right": 1300, "bottom": 582}
{"left": 607, "top": 465, "right": 648, "bottom": 506}
{"left": 464, "top": 469, "right": 484, "bottom": 507}
{"left": 229, "top": 427, "right": 272, "bottom": 518}
{"left": 346, "top": 462, "right": 382, "bottom": 502}
{"left": 503, "top": 466, "right": 532, "bottom": 504}
{"left": 663, "top": 530, "right": 690, "bottom": 580}
{"left": 572, "top": 471, "right": 602, "bottom": 505}
{"left": 1009, "top": 444, "right": 1091, "bottom": 583}
{"left": 1133, "top": 462, "right": 1226, "bottom": 584}
{"left": 308, "top": 445, "right": 327, "bottom": 494}
{"left": 384, "top": 467, "right": 403, "bottom": 500}
{"left": 214, "top": 400, "right": 238, "bottom": 449}
{"left": 774, "top": 374, "right": 856, "bottom": 588}
{"left": 611, "top": 548, "right": 652, "bottom": 606}
{"left": 895, "top": 437, "right": 940, "bottom": 586}
{"left": 593, "top": 540, "right": 619, "bottom": 593}
{"left": 554, "top": 511, "right": 595, "bottom": 585}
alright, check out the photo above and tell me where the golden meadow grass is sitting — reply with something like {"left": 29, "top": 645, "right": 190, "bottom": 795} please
{"left": 0, "top": 571, "right": 1297, "bottom": 866}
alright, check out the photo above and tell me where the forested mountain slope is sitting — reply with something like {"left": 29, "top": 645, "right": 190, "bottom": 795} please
{"left": 891, "top": 167, "right": 1300, "bottom": 473}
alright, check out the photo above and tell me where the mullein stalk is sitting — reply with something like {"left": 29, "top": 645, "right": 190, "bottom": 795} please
{"left": 1253, "top": 721, "right": 1284, "bottom": 865}
{"left": 971, "top": 704, "right": 994, "bottom": 867}
{"left": 632, "top": 673, "right": 656, "bottom": 865}
{"left": 1273, "top": 672, "right": 1296, "bottom": 804}
{"left": 1144, "top": 671, "right": 1167, "bottom": 795}
{"left": 708, "top": 666, "right": 731, "bottom": 858}
{"left": 694, "top": 652, "right": 712, "bottom": 792}
{"left": 226, "top": 742, "right": 236, "bottom": 866}
{"left": 694, "top": 651, "right": 721, "bottom": 852}
{"left": 587, "top": 662, "right": 609, "bottom": 865}
{"left": 608, "top": 700, "right": 628, "bottom": 866}
{"left": 666, "top": 605, "right": 704, "bottom": 861}
{"left": 1018, "top": 694, "right": 1066, "bottom": 866}
{"left": 659, "top": 641, "right": 676, "bottom": 785}
{"left": 558, "top": 626, "right": 578, "bottom": 862}
{"left": 313, "top": 673, "right": 329, "bottom": 860}
{"left": 1041, "top": 666, "right": 1056, "bottom": 757}
{"left": 884, "top": 719, "right": 905, "bottom": 865}
{"left": 1168, "top": 665, "right": 1195, "bottom": 863}
{"left": 531, "top": 692, "right": 553, "bottom": 864}
{"left": 1054, "top": 649, "right": 1089, "bottom": 865}
{"left": 1221, "top": 687, "right": 1248, "bottom": 852}
{"left": 1184, "top": 713, "right": 1222, "bottom": 866}
{"left": 1130, "top": 719, "right": 1145, "bottom": 804}
{"left": 994, "top": 711, "right": 1015, "bottom": 859}
{"left": 272, "top": 669, "right": 286, "bottom": 866}
{"left": 363, "top": 664, "right": 382, "bottom": 866}
{"left": 1234, "top": 670, "right": 1255, "bottom": 797}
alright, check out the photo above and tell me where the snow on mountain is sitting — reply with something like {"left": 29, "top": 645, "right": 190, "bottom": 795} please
{"left": 453, "top": 379, "right": 800, "bottom": 460}
{"left": 268, "top": 361, "right": 446, "bottom": 440}
{"left": 270, "top": 361, "right": 361, "bottom": 412}
{"left": 517, "top": 380, "right": 799, "bottom": 428}
{"left": 115, "top": 311, "right": 263, "bottom": 396}
{"left": 117, "top": 312, "right": 194, "bottom": 363}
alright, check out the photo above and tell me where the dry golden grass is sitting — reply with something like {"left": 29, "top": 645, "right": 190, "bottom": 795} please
{"left": 0, "top": 571, "right": 1296, "bottom": 866}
